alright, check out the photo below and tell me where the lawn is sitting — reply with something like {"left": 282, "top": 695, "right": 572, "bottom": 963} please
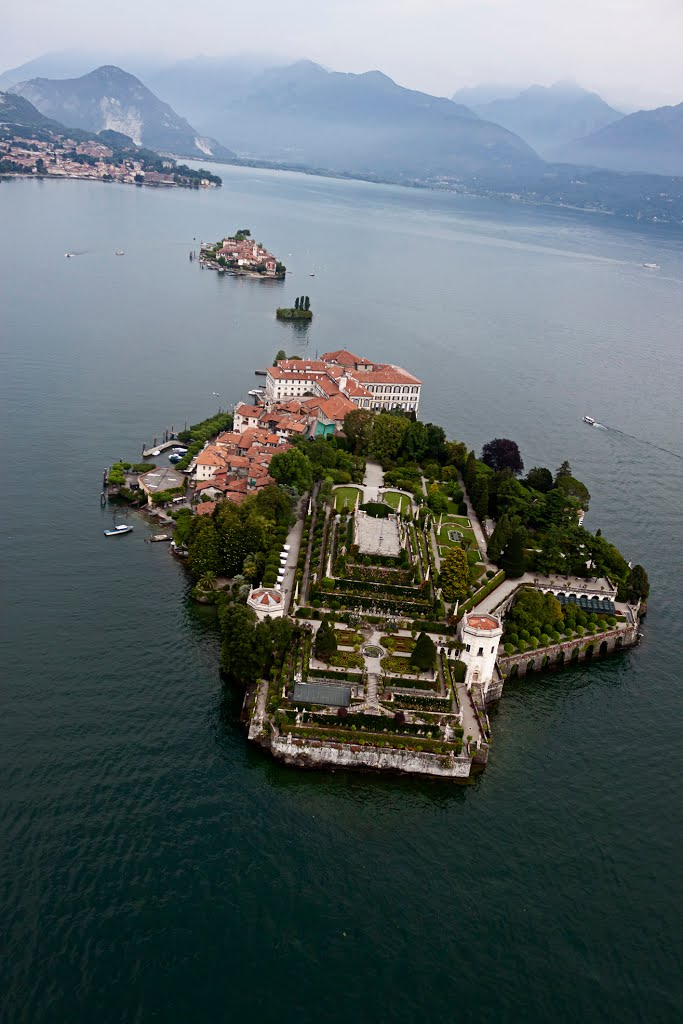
{"left": 334, "top": 486, "right": 363, "bottom": 511}
{"left": 446, "top": 515, "right": 473, "bottom": 529}
{"left": 381, "top": 490, "right": 413, "bottom": 514}
{"left": 437, "top": 522, "right": 479, "bottom": 555}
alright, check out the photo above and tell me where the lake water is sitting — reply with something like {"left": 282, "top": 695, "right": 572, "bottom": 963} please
{"left": 1, "top": 166, "right": 682, "bottom": 1023}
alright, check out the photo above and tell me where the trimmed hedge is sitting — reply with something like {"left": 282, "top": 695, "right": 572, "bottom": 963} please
{"left": 456, "top": 570, "right": 506, "bottom": 618}
{"left": 306, "top": 667, "right": 363, "bottom": 682}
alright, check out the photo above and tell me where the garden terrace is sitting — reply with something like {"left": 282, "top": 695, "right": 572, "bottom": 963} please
{"left": 281, "top": 724, "right": 464, "bottom": 757}
{"left": 391, "top": 694, "right": 453, "bottom": 712}
{"left": 334, "top": 486, "right": 363, "bottom": 512}
{"left": 354, "top": 510, "right": 402, "bottom": 558}
{"left": 381, "top": 490, "right": 413, "bottom": 514}
{"left": 380, "top": 635, "right": 415, "bottom": 653}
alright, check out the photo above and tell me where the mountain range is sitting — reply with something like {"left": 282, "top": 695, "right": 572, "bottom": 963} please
{"left": 0, "top": 90, "right": 64, "bottom": 130}
{"left": 456, "top": 81, "right": 622, "bottom": 158}
{"left": 5, "top": 51, "right": 683, "bottom": 187}
{"left": 563, "top": 102, "right": 683, "bottom": 176}
{"left": 9, "top": 66, "right": 234, "bottom": 160}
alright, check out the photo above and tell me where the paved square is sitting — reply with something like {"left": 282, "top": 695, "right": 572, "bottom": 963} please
{"left": 354, "top": 511, "right": 402, "bottom": 557}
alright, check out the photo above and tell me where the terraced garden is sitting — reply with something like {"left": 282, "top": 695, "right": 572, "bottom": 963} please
{"left": 333, "top": 486, "right": 363, "bottom": 512}
{"left": 381, "top": 490, "right": 413, "bottom": 514}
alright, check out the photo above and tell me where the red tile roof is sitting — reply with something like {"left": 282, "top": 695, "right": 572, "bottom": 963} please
{"left": 320, "top": 348, "right": 368, "bottom": 366}
{"left": 354, "top": 364, "right": 422, "bottom": 385}
{"left": 195, "top": 501, "right": 216, "bottom": 516}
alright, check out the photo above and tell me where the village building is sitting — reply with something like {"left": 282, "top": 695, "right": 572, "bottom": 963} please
{"left": 216, "top": 238, "right": 278, "bottom": 274}
{"left": 262, "top": 350, "right": 422, "bottom": 414}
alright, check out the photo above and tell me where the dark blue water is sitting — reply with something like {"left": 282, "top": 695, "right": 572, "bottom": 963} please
{"left": 1, "top": 168, "right": 681, "bottom": 1023}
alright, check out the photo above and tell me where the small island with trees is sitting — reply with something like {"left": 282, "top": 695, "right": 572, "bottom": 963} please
{"left": 199, "top": 229, "right": 286, "bottom": 277}
{"left": 134, "top": 364, "right": 648, "bottom": 782}
{"left": 276, "top": 295, "right": 313, "bottom": 320}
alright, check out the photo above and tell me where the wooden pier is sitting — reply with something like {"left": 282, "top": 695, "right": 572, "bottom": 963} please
{"left": 142, "top": 439, "right": 182, "bottom": 459}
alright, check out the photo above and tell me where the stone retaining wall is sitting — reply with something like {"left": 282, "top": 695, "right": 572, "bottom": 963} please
{"left": 271, "top": 732, "right": 472, "bottom": 779}
{"left": 496, "top": 623, "right": 639, "bottom": 682}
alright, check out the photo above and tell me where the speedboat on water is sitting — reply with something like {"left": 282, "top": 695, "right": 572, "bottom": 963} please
{"left": 104, "top": 524, "right": 133, "bottom": 536}
{"left": 582, "top": 415, "right": 596, "bottom": 425}
{"left": 642, "top": 262, "right": 660, "bottom": 270}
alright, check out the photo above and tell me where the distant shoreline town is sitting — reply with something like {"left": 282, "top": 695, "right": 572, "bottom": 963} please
{"left": 105, "top": 345, "right": 648, "bottom": 783}
{"left": 0, "top": 126, "right": 221, "bottom": 190}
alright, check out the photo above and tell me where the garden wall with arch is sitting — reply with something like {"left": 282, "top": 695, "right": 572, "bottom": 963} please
{"left": 497, "top": 623, "right": 639, "bottom": 680}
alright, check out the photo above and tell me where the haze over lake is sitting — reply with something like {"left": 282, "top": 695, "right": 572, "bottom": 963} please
{"left": 1, "top": 166, "right": 681, "bottom": 1023}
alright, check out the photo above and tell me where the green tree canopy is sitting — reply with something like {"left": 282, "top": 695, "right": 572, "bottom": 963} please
{"left": 187, "top": 515, "right": 221, "bottom": 576}
{"left": 411, "top": 631, "right": 436, "bottom": 672}
{"left": 440, "top": 547, "right": 472, "bottom": 602}
{"left": 525, "top": 466, "right": 554, "bottom": 493}
{"left": 556, "top": 473, "right": 591, "bottom": 509}
{"left": 471, "top": 474, "right": 490, "bottom": 520}
{"left": 343, "top": 409, "right": 375, "bottom": 454}
{"left": 219, "top": 605, "right": 264, "bottom": 685}
{"left": 402, "top": 420, "right": 429, "bottom": 461}
{"left": 314, "top": 616, "right": 337, "bottom": 661}
{"left": 481, "top": 438, "right": 524, "bottom": 475}
{"left": 269, "top": 447, "right": 313, "bottom": 493}
{"left": 626, "top": 564, "right": 650, "bottom": 601}
{"left": 369, "top": 414, "right": 410, "bottom": 463}
{"left": 499, "top": 528, "right": 527, "bottom": 579}
{"left": 487, "top": 513, "right": 516, "bottom": 563}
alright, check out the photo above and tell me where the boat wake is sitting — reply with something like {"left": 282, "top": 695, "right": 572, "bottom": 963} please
{"left": 584, "top": 416, "right": 682, "bottom": 459}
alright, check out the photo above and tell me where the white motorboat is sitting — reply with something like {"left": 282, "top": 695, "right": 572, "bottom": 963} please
{"left": 248, "top": 388, "right": 265, "bottom": 398}
{"left": 104, "top": 524, "right": 133, "bottom": 536}
{"left": 115, "top": 250, "right": 125, "bottom": 256}
{"left": 582, "top": 415, "right": 596, "bottom": 426}
{"left": 642, "top": 262, "right": 660, "bottom": 270}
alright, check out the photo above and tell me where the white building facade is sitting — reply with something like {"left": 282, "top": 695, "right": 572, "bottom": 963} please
{"left": 458, "top": 613, "right": 504, "bottom": 704}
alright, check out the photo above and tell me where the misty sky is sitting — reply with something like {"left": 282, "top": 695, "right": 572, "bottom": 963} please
{"left": 4, "top": 0, "right": 683, "bottom": 109}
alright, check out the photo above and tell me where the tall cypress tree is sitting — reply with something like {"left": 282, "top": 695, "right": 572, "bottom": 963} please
{"left": 314, "top": 617, "right": 337, "bottom": 661}
{"left": 499, "top": 529, "right": 526, "bottom": 579}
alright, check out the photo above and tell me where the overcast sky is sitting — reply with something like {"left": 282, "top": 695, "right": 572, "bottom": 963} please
{"left": 4, "top": 0, "right": 683, "bottom": 110}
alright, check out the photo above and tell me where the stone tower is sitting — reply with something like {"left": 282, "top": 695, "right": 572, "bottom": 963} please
{"left": 459, "top": 612, "right": 504, "bottom": 704}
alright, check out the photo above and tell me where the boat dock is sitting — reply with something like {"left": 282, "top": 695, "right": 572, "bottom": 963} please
{"left": 142, "top": 439, "right": 182, "bottom": 459}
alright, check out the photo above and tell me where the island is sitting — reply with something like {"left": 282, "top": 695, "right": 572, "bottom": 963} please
{"left": 199, "top": 229, "right": 286, "bottom": 277}
{"left": 276, "top": 295, "right": 313, "bottom": 320}
{"left": 114, "top": 348, "right": 648, "bottom": 781}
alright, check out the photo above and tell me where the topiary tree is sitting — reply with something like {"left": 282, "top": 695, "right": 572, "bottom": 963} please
{"left": 411, "top": 631, "right": 436, "bottom": 672}
{"left": 314, "top": 617, "right": 337, "bottom": 661}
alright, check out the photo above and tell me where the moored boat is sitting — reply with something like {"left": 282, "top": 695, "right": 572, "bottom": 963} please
{"left": 104, "top": 524, "right": 133, "bottom": 536}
